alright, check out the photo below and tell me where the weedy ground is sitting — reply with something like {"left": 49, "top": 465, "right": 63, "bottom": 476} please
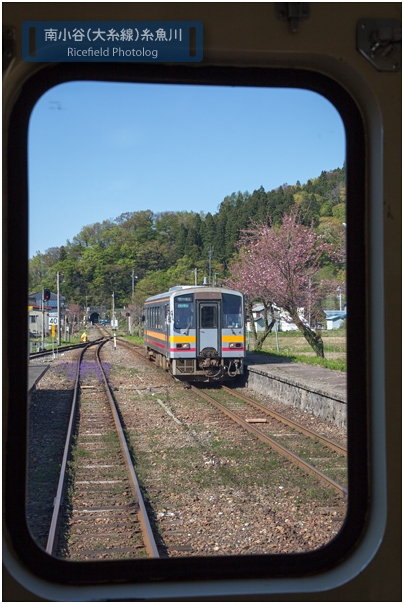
{"left": 249, "top": 330, "right": 346, "bottom": 371}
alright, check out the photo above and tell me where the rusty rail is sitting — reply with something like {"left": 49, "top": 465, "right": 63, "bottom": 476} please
{"left": 115, "top": 337, "right": 147, "bottom": 355}
{"left": 221, "top": 385, "right": 347, "bottom": 457}
{"left": 191, "top": 385, "right": 347, "bottom": 497}
{"left": 29, "top": 337, "right": 105, "bottom": 359}
{"left": 45, "top": 343, "right": 90, "bottom": 554}
{"left": 46, "top": 339, "right": 159, "bottom": 558}
{"left": 96, "top": 340, "right": 159, "bottom": 558}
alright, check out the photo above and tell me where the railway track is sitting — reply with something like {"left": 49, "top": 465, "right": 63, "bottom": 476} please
{"left": 29, "top": 337, "right": 104, "bottom": 359}
{"left": 98, "top": 338, "right": 347, "bottom": 553}
{"left": 221, "top": 386, "right": 347, "bottom": 457}
{"left": 189, "top": 385, "right": 347, "bottom": 496}
{"left": 28, "top": 329, "right": 346, "bottom": 557}
{"left": 45, "top": 340, "right": 159, "bottom": 560}
{"left": 95, "top": 332, "right": 347, "bottom": 496}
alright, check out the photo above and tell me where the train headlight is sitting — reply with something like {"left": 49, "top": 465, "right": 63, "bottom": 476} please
{"left": 176, "top": 343, "right": 190, "bottom": 350}
{"left": 229, "top": 342, "right": 236, "bottom": 348}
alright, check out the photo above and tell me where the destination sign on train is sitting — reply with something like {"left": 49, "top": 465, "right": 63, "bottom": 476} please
{"left": 22, "top": 21, "right": 203, "bottom": 62}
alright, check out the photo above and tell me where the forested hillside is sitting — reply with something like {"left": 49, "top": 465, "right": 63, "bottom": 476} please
{"left": 29, "top": 166, "right": 346, "bottom": 307}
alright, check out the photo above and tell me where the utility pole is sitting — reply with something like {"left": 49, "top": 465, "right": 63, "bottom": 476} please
{"left": 57, "top": 272, "right": 61, "bottom": 346}
{"left": 208, "top": 245, "right": 213, "bottom": 285}
{"left": 131, "top": 269, "right": 135, "bottom": 305}
{"left": 112, "top": 292, "right": 117, "bottom": 348}
{"left": 41, "top": 288, "right": 44, "bottom": 350}
{"left": 214, "top": 272, "right": 219, "bottom": 286}
{"left": 195, "top": 268, "right": 198, "bottom": 286}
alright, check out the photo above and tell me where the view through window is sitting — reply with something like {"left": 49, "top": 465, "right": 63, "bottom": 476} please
{"left": 27, "top": 81, "right": 347, "bottom": 560}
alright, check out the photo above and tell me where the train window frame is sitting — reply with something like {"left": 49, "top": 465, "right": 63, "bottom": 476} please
{"left": 200, "top": 304, "right": 218, "bottom": 329}
{"left": 5, "top": 61, "right": 373, "bottom": 592}
{"left": 223, "top": 292, "right": 243, "bottom": 328}
{"left": 174, "top": 293, "right": 195, "bottom": 330}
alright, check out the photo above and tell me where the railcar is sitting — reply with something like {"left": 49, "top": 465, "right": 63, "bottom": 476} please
{"left": 144, "top": 286, "right": 245, "bottom": 381}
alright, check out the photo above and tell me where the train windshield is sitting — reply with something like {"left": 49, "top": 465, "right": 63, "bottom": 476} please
{"left": 223, "top": 293, "right": 242, "bottom": 328}
{"left": 174, "top": 294, "right": 195, "bottom": 329}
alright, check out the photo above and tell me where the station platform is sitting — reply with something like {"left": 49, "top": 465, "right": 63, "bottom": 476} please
{"left": 245, "top": 353, "right": 346, "bottom": 401}
{"left": 28, "top": 365, "right": 49, "bottom": 393}
{"left": 244, "top": 353, "right": 347, "bottom": 427}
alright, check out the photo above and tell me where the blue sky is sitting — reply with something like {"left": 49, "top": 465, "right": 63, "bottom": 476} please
{"left": 28, "top": 81, "right": 345, "bottom": 257}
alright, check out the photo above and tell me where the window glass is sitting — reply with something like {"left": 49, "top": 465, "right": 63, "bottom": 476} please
{"left": 223, "top": 293, "right": 242, "bottom": 328}
{"left": 174, "top": 294, "right": 194, "bottom": 329}
{"left": 26, "top": 80, "right": 349, "bottom": 565}
{"left": 201, "top": 305, "right": 217, "bottom": 328}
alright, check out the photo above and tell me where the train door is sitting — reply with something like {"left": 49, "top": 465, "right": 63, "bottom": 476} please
{"left": 197, "top": 301, "right": 221, "bottom": 355}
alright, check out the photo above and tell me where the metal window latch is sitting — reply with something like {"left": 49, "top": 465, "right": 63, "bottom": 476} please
{"left": 276, "top": 3, "right": 310, "bottom": 33}
{"left": 357, "top": 19, "right": 401, "bottom": 72}
{"left": 3, "top": 26, "right": 16, "bottom": 73}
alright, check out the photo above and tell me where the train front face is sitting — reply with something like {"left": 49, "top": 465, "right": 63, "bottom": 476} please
{"left": 171, "top": 288, "right": 245, "bottom": 381}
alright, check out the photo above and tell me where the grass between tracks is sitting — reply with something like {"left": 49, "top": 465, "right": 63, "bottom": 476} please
{"left": 121, "top": 334, "right": 145, "bottom": 346}
{"left": 100, "top": 349, "right": 347, "bottom": 555}
{"left": 123, "top": 387, "right": 343, "bottom": 517}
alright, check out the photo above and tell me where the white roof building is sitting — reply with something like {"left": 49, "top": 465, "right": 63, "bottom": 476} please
{"left": 246, "top": 304, "right": 305, "bottom": 332}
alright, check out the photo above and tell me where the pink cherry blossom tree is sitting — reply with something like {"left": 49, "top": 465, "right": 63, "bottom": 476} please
{"left": 226, "top": 208, "right": 345, "bottom": 357}
{"left": 225, "top": 248, "right": 277, "bottom": 350}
